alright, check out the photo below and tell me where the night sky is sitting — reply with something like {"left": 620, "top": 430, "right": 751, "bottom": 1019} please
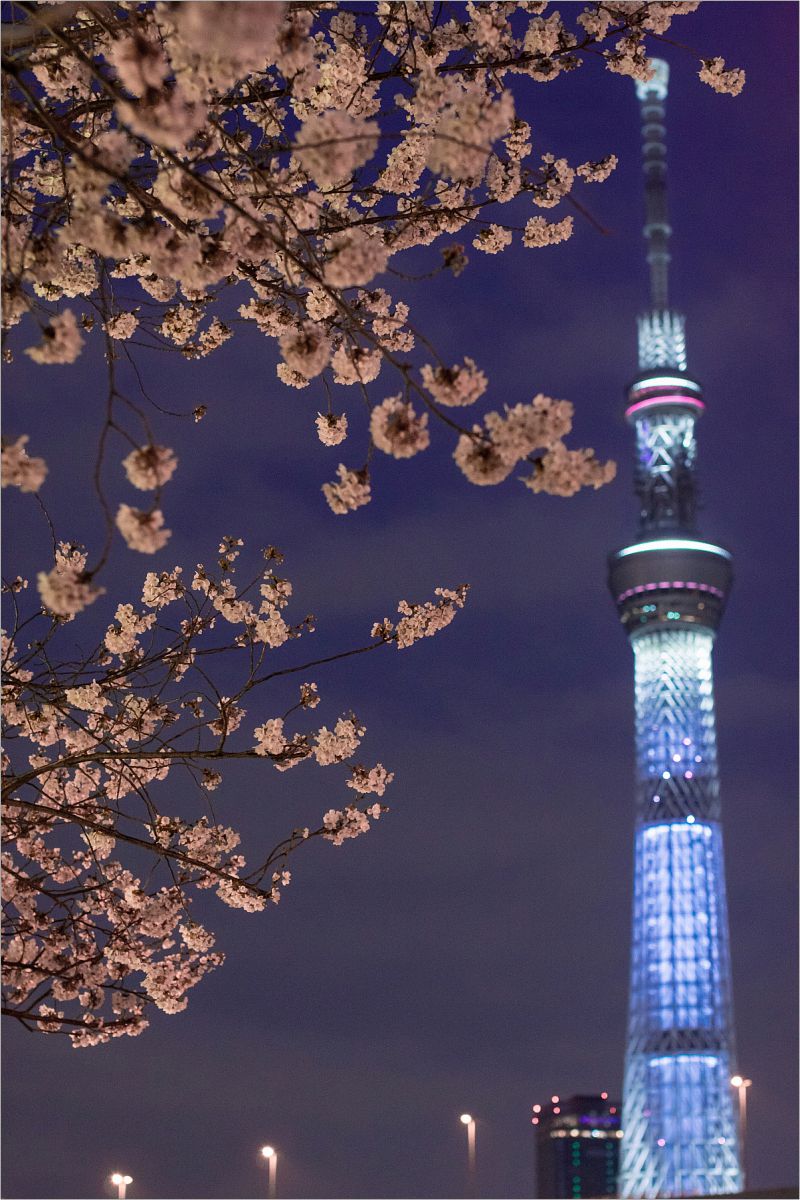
{"left": 3, "top": 6, "right": 797, "bottom": 1199}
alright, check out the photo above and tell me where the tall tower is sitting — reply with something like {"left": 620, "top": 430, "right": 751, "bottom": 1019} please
{"left": 609, "top": 61, "right": 743, "bottom": 1199}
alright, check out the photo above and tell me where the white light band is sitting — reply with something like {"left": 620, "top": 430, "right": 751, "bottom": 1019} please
{"left": 616, "top": 539, "right": 731, "bottom": 561}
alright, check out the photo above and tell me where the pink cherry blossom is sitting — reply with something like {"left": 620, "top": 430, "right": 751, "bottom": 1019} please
{"left": 420, "top": 359, "right": 488, "bottom": 408}
{"left": 116, "top": 505, "right": 172, "bottom": 553}
{"left": 279, "top": 322, "right": 332, "bottom": 380}
{"left": 523, "top": 216, "right": 574, "bottom": 248}
{"left": 105, "top": 312, "right": 138, "bottom": 340}
{"left": 522, "top": 443, "right": 617, "bottom": 497}
{"left": 699, "top": 57, "right": 746, "bottom": 96}
{"left": 25, "top": 309, "right": 84, "bottom": 365}
{"left": 347, "top": 764, "right": 394, "bottom": 796}
{"left": 122, "top": 445, "right": 178, "bottom": 491}
{"left": 316, "top": 413, "right": 349, "bottom": 446}
{"left": 2, "top": 436, "right": 48, "bottom": 492}
{"left": 295, "top": 110, "right": 379, "bottom": 188}
{"left": 322, "top": 465, "right": 371, "bottom": 515}
{"left": 453, "top": 431, "right": 515, "bottom": 486}
{"left": 394, "top": 586, "right": 468, "bottom": 649}
{"left": 576, "top": 154, "right": 619, "bottom": 184}
{"left": 324, "top": 229, "right": 389, "bottom": 289}
{"left": 370, "top": 397, "right": 430, "bottom": 459}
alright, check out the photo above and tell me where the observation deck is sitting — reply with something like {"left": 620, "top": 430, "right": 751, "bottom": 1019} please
{"left": 609, "top": 536, "right": 733, "bottom": 636}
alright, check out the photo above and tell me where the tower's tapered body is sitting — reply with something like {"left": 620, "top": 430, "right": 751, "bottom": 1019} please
{"left": 609, "top": 62, "right": 743, "bottom": 1198}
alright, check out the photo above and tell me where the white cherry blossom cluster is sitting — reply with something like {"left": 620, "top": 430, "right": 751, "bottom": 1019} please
{"left": 37, "top": 542, "right": 104, "bottom": 618}
{"left": 698, "top": 57, "right": 746, "bottom": 97}
{"left": 522, "top": 442, "right": 618, "bottom": 497}
{"left": 473, "top": 226, "right": 515, "bottom": 255}
{"left": 1, "top": 436, "right": 48, "bottom": 493}
{"left": 105, "top": 311, "right": 138, "bottom": 340}
{"left": 322, "top": 465, "right": 372, "bottom": 515}
{"left": 420, "top": 359, "right": 489, "bottom": 408}
{"left": 116, "top": 505, "right": 172, "bottom": 554}
{"left": 316, "top": 412, "right": 349, "bottom": 447}
{"left": 369, "top": 396, "right": 431, "bottom": 459}
{"left": 523, "top": 216, "right": 575, "bottom": 249}
{"left": 24, "top": 310, "right": 84, "bottom": 365}
{"left": 576, "top": 154, "right": 619, "bottom": 184}
{"left": 370, "top": 586, "right": 470, "bottom": 651}
{"left": 322, "top": 803, "right": 383, "bottom": 847}
{"left": 122, "top": 445, "right": 178, "bottom": 490}
{"left": 450, "top": 393, "right": 612, "bottom": 491}
{"left": 347, "top": 764, "right": 394, "bottom": 796}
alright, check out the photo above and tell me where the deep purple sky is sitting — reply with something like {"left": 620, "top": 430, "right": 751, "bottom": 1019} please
{"left": 3, "top": 6, "right": 797, "bottom": 1199}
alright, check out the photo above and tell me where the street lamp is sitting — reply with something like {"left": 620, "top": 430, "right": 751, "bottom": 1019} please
{"left": 110, "top": 1174, "right": 132, "bottom": 1200}
{"left": 730, "top": 1076, "right": 752, "bottom": 1187}
{"left": 460, "top": 1114, "right": 476, "bottom": 1196}
{"left": 261, "top": 1145, "right": 277, "bottom": 1199}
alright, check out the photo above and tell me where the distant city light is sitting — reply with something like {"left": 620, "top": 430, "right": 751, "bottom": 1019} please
{"left": 600, "top": 1092, "right": 608, "bottom": 1100}
{"left": 551, "top": 1096, "right": 559, "bottom": 1103}
{"left": 533, "top": 1105, "right": 541, "bottom": 1113}
{"left": 260, "top": 1145, "right": 278, "bottom": 1200}
{"left": 553, "top": 1106, "right": 561, "bottom": 1114}
{"left": 460, "top": 1113, "right": 473, "bottom": 1125}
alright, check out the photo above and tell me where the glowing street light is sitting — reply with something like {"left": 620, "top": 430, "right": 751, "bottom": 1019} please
{"left": 110, "top": 1174, "right": 132, "bottom": 1200}
{"left": 730, "top": 1076, "right": 752, "bottom": 1187}
{"left": 460, "top": 1114, "right": 476, "bottom": 1196}
{"left": 261, "top": 1145, "right": 278, "bottom": 1199}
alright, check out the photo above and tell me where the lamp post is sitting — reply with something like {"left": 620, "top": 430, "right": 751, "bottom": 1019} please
{"left": 460, "top": 1114, "right": 476, "bottom": 1197}
{"left": 261, "top": 1145, "right": 277, "bottom": 1199}
{"left": 110, "top": 1175, "right": 132, "bottom": 1200}
{"left": 730, "top": 1076, "right": 752, "bottom": 1188}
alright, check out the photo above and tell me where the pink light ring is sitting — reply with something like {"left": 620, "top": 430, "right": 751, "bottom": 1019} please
{"left": 625, "top": 394, "right": 706, "bottom": 420}
{"left": 616, "top": 582, "right": 725, "bottom": 603}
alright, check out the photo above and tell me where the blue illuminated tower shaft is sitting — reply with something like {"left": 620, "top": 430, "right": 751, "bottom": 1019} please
{"left": 608, "top": 60, "right": 743, "bottom": 1198}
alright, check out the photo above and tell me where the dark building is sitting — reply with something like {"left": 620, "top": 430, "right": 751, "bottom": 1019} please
{"left": 532, "top": 1094, "right": 621, "bottom": 1199}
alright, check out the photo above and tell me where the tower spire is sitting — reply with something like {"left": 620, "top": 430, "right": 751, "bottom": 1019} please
{"left": 635, "top": 60, "right": 687, "bottom": 375}
{"left": 637, "top": 58, "right": 672, "bottom": 309}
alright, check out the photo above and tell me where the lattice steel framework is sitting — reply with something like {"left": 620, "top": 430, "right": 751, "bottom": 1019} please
{"left": 634, "top": 631, "right": 718, "bottom": 825}
{"left": 609, "top": 58, "right": 743, "bottom": 1200}
{"left": 638, "top": 312, "right": 687, "bottom": 373}
{"left": 634, "top": 413, "right": 697, "bottom": 532}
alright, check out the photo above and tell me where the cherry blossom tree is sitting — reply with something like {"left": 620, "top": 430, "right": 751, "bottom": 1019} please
{"left": 2, "top": 1, "right": 744, "bottom": 1043}
{"left": 3, "top": 537, "right": 468, "bottom": 1043}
